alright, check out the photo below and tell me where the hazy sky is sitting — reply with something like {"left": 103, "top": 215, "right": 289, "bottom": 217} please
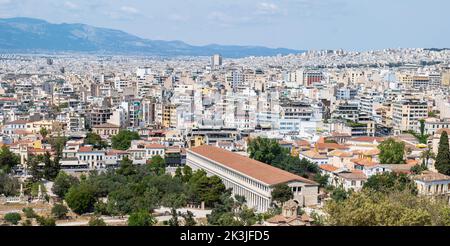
{"left": 0, "top": 0, "right": 449, "bottom": 50}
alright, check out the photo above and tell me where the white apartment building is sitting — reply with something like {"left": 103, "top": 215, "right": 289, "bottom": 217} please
{"left": 392, "top": 99, "right": 428, "bottom": 134}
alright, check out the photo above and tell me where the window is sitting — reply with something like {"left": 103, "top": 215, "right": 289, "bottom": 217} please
{"left": 351, "top": 180, "right": 356, "bottom": 186}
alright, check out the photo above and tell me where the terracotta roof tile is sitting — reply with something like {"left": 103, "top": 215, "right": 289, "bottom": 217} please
{"left": 188, "top": 145, "right": 318, "bottom": 186}
{"left": 320, "top": 164, "right": 339, "bottom": 172}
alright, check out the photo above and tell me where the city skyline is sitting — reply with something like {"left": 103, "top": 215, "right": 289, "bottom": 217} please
{"left": 0, "top": 0, "right": 449, "bottom": 51}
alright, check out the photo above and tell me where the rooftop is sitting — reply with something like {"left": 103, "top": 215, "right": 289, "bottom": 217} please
{"left": 413, "top": 171, "right": 450, "bottom": 182}
{"left": 188, "top": 145, "right": 318, "bottom": 186}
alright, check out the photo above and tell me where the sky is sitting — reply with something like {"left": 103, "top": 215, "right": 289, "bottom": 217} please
{"left": 0, "top": 0, "right": 449, "bottom": 50}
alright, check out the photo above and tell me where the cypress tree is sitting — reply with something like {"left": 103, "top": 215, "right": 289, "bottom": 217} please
{"left": 435, "top": 131, "right": 450, "bottom": 175}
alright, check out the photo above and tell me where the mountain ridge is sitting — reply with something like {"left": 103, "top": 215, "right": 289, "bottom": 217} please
{"left": 0, "top": 17, "right": 304, "bottom": 58}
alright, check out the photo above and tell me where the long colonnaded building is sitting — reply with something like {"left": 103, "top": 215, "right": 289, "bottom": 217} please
{"left": 187, "top": 145, "right": 319, "bottom": 212}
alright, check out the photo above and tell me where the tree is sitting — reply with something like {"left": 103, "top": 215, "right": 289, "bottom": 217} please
{"left": 271, "top": 184, "right": 293, "bottom": 205}
{"left": 435, "top": 131, "right": 450, "bottom": 175}
{"left": 409, "top": 119, "right": 430, "bottom": 144}
{"left": 325, "top": 189, "right": 450, "bottom": 226}
{"left": 330, "top": 186, "right": 350, "bottom": 202}
{"left": 247, "top": 137, "right": 284, "bottom": 165}
{"left": 378, "top": 138, "right": 405, "bottom": 164}
{"left": 39, "top": 127, "right": 49, "bottom": 140}
{"left": 0, "top": 146, "right": 20, "bottom": 173}
{"left": 148, "top": 155, "right": 166, "bottom": 175}
{"left": 4, "top": 212, "right": 21, "bottom": 225}
{"left": 187, "top": 170, "right": 227, "bottom": 207}
{"left": 43, "top": 151, "right": 60, "bottom": 181}
{"left": 52, "top": 171, "right": 79, "bottom": 198}
{"left": 27, "top": 155, "right": 43, "bottom": 182}
{"left": 128, "top": 211, "right": 157, "bottom": 226}
{"left": 84, "top": 132, "right": 108, "bottom": 150}
{"left": 182, "top": 165, "right": 193, "bottom": 183}
{"left": 182, "top": 211, "right": 196, "bottom": 226}
{"left": 65, "top": 183, "right": 96, "bottom": 215}
{"left": 36, "top": 216, "right": 56, "bottom": 226}
{"left": 116, "top": 156, "right": 136, "bottom": 176}
{"left": 168, "top": 208, "right": 180, "bottom": 226}
{"left": 314, "top": 173, "right": 329, "bottom": 187}
{"left": 22, "top": 207, "right": 37, "bottom": 219}
{"left": 237, "top": 206, "right": 258, "bottom": 226}
{"left": 363, "top": 172, "right": 417, "bottom": 194}
{"left": 0, "top": 173, "right": 20, "bottom": 196}
{"left": 411, "top": 164, "right": 428, "bottom": 175}
{"left": 51, "top": 204, "right": 69, "bottom": 219}
{"left": 111, "top": 130, "right": 140, "bottom": 150}
{"left": 161, "top": 193, "right": 187, "bottom": 209}
{"left": 89, "top": 216, "right": 106, "bottom": 226}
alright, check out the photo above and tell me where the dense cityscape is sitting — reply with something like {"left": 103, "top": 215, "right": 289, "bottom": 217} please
{"left": 1, "top": 47, "right": 450, "bottom": 226}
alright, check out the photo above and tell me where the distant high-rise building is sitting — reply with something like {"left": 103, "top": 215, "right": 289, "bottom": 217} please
{"left": 211, "top": 54, "right": 223, "bottom": 68}
{"left": 46, "top": 58, "right": 53, "bottom": 65}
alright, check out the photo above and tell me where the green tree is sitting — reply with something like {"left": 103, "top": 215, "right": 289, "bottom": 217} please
{"left": 237, "top": 206, "right": 258, "bottom": 226}
{"left": 168, "top": 208, "right": 180, "bottom": 226}
{"left": 378, "top": 138, "right": 405, "bottom": 164}
{"left": 363, "top": 172, "right": 417, "bottom": 194}
{"left": 325, "top": 189, "right": 450, "bottom": 226}
{"left": 52, "top": 171, "right": 79, "bottom": 198}
{"left": 435, "top": 131, "right": 450, "bottom": 175}
{"left": 39, "top": 127, "right": 49, "bottom": 141}
{"left": 36, "top": 216, "right": 56, "bottom": 226}
{"left": 22, "top": 207, "right": 37, "bottom": 219}
{"left": 161, "top": 193, "right": 187, "bottom": 209}
{"left": 182, "top": 165, "right": 193, "bottom": 183}
{"left": 187, "top": 170, "right": 227, "bottom": 207}
{"left": 271, "top": 184, "right": 293, "bottom": 205}
{"left": 247, "top": 137, "right": 284, "bottom": 165}
{"left": 128, "top": 211, "right": 157, "bottom": 226}
{"left": 4, "top": 212, "right": 21, "bottom": 225}
{"left": 51, "top": 204, "right": 69, "bottom": 219}
{"left": 84, "top": 132, "right": 108, "bottom": 150}
{"left": 0, "top": 173, "right": 20, "bottom": 196}
{"left": 148, "top": 155, "right": 166, "bottom": 175}
{"left": 43, "top": 151, "right": 60, "bottom": 181}
{"left": 0, "top": 146, "right": 20, "bottom": 173}
{"left": 111, "top": 130, "right": 140, "bottom": 150}
{"left": 182, "top": 211, "right": 197, "bottom": 226}
{"left": 65, "top": 183, "right": 96, "bottom": 215}
{"left": 409, "top": 119, "right": 430, "bottom": 144}
{"left": 89, "top": 216, "right": 107, "bottom": 226}
{"left": 411, "top": 164, "right": 428, "bottom": 175}
{"left": 27, "top": 155, "right": 43, "bottom": 182}
{"left": 116, "top": 156, "right": 136, "bottom": 176}
{"left": 314, "top": 173, "right": 329, "bottom": 187}
{"left": 330, "top": 186, "right": 350, "bottom": 202}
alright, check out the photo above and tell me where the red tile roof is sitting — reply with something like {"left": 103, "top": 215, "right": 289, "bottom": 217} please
{"left": 145, "top": 143, "right": 165, "bottom": 149}
{"left": 188, "top": 145, "right": 318, "bottom": 186}
{"left": 79, "top": 146, "right": 94, "bottom": 152}
{"left": 320, "top": 164, "right": 338, "bottom": 172}
{"left": 316, "top": 143, "right": 349, "bottom": 150}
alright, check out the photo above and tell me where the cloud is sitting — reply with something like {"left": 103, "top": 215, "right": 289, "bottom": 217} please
{"left": 120, "top": 6, "right": 139, "bottom": 14}
{"left": 0, "top": 0, "right": 11, "bottom": 5}
{"left": 257, "top": 2, "right": 280, "bottom": 15}
{"left": 64, "top": 1, "right": 79, "bottom": 10}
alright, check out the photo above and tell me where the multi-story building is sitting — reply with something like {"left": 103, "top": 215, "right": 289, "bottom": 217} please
{"left": 392, "top": 99, "right": 428, "bottom": 134}
{"left": 187, "top": 145, "right": 319, "bottom": 212}
{"left": 88, "top": 107, "right": 112, "bottom": 127}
